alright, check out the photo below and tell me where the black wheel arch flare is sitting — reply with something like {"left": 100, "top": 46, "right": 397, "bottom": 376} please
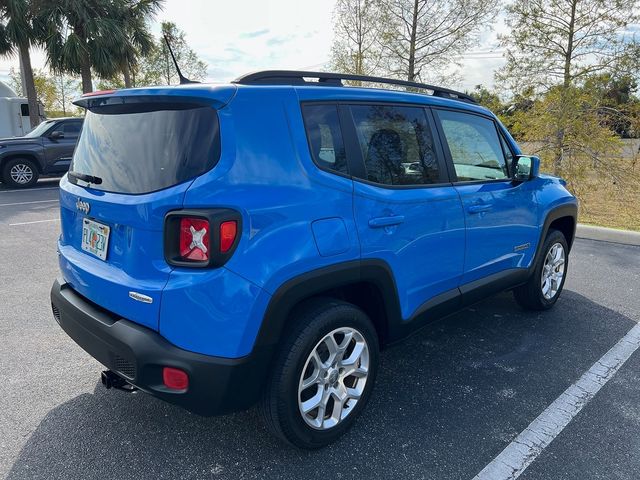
{"left": 253, "top": 202, "right": 578, "bottom": 357}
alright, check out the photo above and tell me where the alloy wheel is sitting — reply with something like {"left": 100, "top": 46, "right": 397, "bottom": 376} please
{"left": 541, "top": 242, "right": 565, "bottom": 300}
{"left": 9, "top": 163, "right": 34, "bottom": 185}
{"left": 298, "top": 327, "right": 370, "bottom": 430}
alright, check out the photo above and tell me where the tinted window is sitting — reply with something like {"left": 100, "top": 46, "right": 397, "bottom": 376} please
{"left": 63, "top": 121, "right": 82, "bottom": 138}
{"left": 301, "top": 104, "right": 348, "bottom": 175}
{"left": 350, "top": 105, "right": 440, "bottom": 186}
{"left": 71, "top": 106, "right": 220, "bottom": 194}
{"left": 20, "top": 104, "right": 29, "bottom": 116}
{"left": 437, "top": 110, "right": 508, "bottom": 181}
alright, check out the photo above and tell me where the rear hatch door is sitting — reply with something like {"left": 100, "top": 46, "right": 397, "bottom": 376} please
{"left": 58, "top": 89, "right": 232, "bottom": 330}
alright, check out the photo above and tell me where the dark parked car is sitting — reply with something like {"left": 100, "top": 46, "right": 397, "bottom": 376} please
{"left": 0, "top": 117, "right": 83, "bottom": 188}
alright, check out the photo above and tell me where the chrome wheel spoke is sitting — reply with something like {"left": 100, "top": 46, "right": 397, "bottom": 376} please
{"left": 301, "top": 368, "right": 321, "bottom": 389}
{"left": 343, "top": 365, "right": 367, "bottom": 378}
{"left": 341, "top": 341, "right": 365, "bottom": 366}
{"left": 301, "top": 389, "right": 324, "bottom": 414}
{"left": 323, "top": 334, "right": 340, "bottom": 364}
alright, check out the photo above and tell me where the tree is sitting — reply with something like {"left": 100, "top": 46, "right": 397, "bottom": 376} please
{"left": 113, "top": 0, "right": 163, "bottom": 88}
{"left": 97, "top": 22, "right": 208, "bottom": 88}
{"left": 38, "top": 0, "right": 162, "bottom": 93}
{"left": 8, "top": 66, "right": 54, "bottom": 106}
{"left": 584, "top": 73, "right": 640, "bottom": 138}
{"left": 498, "top": 0, "right": 640, "bottom": 176}
{"left": 51, "top": 72, "right": 80, "bottom": 116}
{"left": 9, "top": 67, "right": 80, "bottom": 116}
{"left": 469, "top": 85, "right": 505, "bottom": 113}
{"left": 143, "top": 22, "right": 207, "bottom": 86}
{"left": 39, "top": 0, "right": 126, "bottom": 93}
{"left": 378, "top": 0, "right": 499, "bottom": 83}
{"left": 330, "top": 0, "right": 384, "bottom": 78}
{"left": 498, "top": 0, "right": 640, "bottom": 93}
{"left": 0, "top": 0, "right": 42, "bottom": 127}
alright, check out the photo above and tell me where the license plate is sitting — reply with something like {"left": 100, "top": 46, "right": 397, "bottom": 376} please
{"left": 81, "top": 218, "right": 110, "bottom": 261}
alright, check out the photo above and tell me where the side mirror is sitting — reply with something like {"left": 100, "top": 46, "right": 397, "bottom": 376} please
{"left": 512, "top": 155, "right": 540, "bottom": 182}
{"left": 49, "top": 131, "right": 64, "bottom": 140}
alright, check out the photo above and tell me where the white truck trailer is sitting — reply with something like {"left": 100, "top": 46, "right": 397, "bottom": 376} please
{"left": 0, "top": 81, "right": 45, "bottom": 138}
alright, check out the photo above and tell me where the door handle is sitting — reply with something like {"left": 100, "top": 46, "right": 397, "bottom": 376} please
{"left": 368, "top": 215, "right": 405, "bottom": 228}
{"left": 467, "top": 204, "right": 492, "bottom": 214}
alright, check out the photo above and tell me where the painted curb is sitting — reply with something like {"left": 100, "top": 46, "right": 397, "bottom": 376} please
{"left": 576, "top": 224, "right": 640, "bottom": 247}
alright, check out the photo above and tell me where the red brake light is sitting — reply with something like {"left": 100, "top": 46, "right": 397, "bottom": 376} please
{"left": 162, "top": 367, "right": 189, "bottom": 390}
{"left": 179, "top": 217, "right": 210, "bottom": 261}
{"left": 219, "top": 220, "right": 237, "bottom": 253}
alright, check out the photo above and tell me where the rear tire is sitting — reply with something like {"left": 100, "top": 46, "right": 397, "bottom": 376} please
{"left": 513, "top": 229, "right": 569, "bottom": 310}
{"left": 260, "top": 297, "right": 379, "bottom": 449}
{"left": 2, "top": 158, "right": 39, "bottom": 188}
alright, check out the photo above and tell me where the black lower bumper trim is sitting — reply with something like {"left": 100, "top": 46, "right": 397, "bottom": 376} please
{"left": 50, "top": 278, "right": 271, "bottom": 416}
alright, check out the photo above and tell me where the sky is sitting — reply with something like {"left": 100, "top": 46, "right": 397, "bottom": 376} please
{"left": 0, "top": 0, "right": 508, "bottom": 93}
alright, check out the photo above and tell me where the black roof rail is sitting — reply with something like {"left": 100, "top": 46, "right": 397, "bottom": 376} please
{"left": 232, "top": 70, "right": 477, "bottom": 104}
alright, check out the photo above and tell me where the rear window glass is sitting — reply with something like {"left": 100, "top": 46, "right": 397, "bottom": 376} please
{"left": 70, "top": 106, "right": 220, "bottom": 194}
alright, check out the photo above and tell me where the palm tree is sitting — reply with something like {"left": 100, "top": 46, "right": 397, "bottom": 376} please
{"left": 0, "top": 0, "right": 41, "bottom": 128}
{"left": 38, "top": 0, "right": 130, "bottom": 93}
{"left": 114, "top": 0, "right": 164, "bottom": 88}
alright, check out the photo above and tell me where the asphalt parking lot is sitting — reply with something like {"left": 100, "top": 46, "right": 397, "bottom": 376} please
{"left": 1, "top": 180, "right": 639, "bottom": 480}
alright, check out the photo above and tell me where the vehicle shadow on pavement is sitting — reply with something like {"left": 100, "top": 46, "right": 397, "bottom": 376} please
{"left": 7, "top": 290, "right": 637, "bottom": 480}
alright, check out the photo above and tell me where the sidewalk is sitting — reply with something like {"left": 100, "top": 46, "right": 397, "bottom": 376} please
{"left": 576, "top": 224, "right": 640, "bottom": 247}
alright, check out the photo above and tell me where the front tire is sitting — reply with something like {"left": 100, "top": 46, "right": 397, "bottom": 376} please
{"left": 2, "top": 158, "right": 39, "bottom": 188}
{"left": 260, "top": 298, "right": 379, "bottom": 449}
{"left": 513, "top": 229, "right": 569, "bottom": 310}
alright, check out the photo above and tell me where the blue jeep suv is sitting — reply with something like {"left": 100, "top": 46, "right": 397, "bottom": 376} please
{"left": 50, "top": 71, "right": 577, "bottom": 448}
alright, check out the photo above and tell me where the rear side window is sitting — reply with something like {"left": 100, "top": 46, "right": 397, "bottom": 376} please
{"left": 301, "top": 104, "right": 348, "bottom": 175}
{"left": 71, "top": 106, "right": 220, "bottom": 194}
{"left": 350, "top": 105, "right": 440, "bottom": 186}
{"left": 436, "top": 110, "right": 509, "bottom": 182}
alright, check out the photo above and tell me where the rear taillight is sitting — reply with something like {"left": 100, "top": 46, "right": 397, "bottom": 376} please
{"left": 219, "top": 221, "right": 237, "bottom": 253}
{"left": 164, "top": 209, "right": 241, "bottom": 268}
{"left": 179, "top": 217, "right": 210, "bottom": 261}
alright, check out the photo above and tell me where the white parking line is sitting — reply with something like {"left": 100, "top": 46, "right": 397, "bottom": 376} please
{"left": 0, "top": 199, "right": 59, "bottom": 207}
{"left": 0, "top": 186, "right": 60, "bottom": 194}
{"left": 473, "top": 322, "right": 640, "bottom": 480}
{"left": 8, "top": 218, "right": 60, "bottom": 226}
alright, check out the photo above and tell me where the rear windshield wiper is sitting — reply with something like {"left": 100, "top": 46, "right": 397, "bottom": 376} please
{"left": 69, "top": 171, "right": 103, "bottom": 185}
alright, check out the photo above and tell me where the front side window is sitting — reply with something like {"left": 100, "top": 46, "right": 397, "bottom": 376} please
{"left": 437, "top": 110, "right": 509, "bottom": 182}
{"left": 301, "top": 104, "right": 348, "bottom": 175}
{"left": 350, "top": 105, "right": 440, "bottom": 186}
{"left": 62, "top": 121, "right": 82, "bottom": 138}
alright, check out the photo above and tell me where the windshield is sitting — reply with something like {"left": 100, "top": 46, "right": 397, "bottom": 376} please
{"left": 70, "top": 106, "right": 220, "bottom": 194}
{"left": 24, "top": 120, "right": 54, "bottom": 138}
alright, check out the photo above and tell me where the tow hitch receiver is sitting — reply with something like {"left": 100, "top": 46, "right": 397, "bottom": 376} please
{"left": 101, "top": 370, "right": 138, "bottom": 393}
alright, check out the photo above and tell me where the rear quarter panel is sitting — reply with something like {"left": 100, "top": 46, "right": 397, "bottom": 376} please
{"left": 160, "top": 86, "right": 360, "bottom": 357}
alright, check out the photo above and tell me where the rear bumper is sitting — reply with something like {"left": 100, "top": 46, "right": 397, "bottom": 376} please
{"left": 50, "top": 278, "right": 271, "bottom": 416}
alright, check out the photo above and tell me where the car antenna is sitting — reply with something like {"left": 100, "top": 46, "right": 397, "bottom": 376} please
{"left": 162, "top": 33, "right": 199, "bottom": 85}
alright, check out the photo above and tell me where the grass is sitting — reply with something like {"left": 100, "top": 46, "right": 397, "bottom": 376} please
{"left": 573, "top": 157, "right": 640, "bottom": 232}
